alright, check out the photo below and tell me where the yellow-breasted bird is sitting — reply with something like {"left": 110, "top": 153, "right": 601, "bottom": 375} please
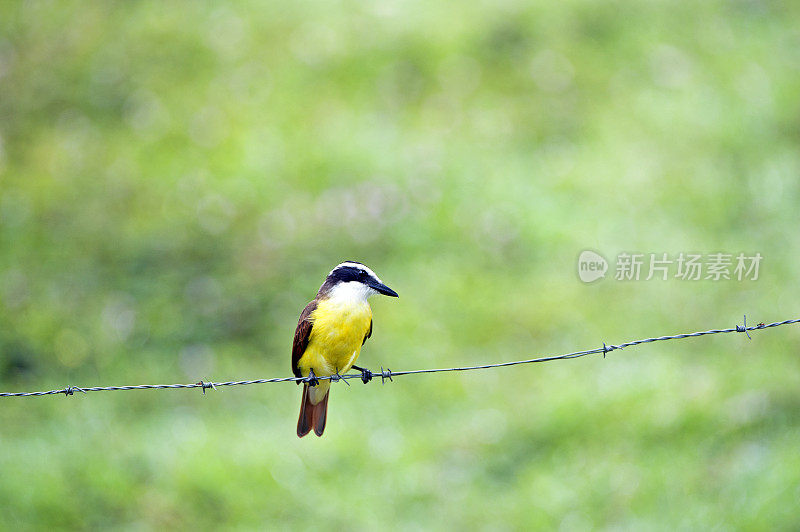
{"left": 292, "top": 261, "right": 398, "bottom": 437}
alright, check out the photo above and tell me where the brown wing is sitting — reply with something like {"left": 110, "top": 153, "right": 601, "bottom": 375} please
{"left": 292, "top": 300, "right": 317, "bottom": 378}
{"left": 362, "top": 318, "right": 372, "bottom": 345}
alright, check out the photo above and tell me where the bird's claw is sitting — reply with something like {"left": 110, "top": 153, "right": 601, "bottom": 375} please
{"left": 352, "top": 365, "right": 373, "bottom": 384}
{"left": 304, "top": 369, "right": 319, "bottom": 387}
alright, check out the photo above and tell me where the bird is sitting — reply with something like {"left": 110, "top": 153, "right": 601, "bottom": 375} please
{"left": 292, "top": 261, "right": 398, "bottom": 437}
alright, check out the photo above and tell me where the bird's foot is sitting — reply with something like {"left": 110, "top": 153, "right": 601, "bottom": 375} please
{"left": 304, "top": 369, "right": 319, "bottom": 387}
{"left": 352, "top": 365, "right": 373, "bottom": 384}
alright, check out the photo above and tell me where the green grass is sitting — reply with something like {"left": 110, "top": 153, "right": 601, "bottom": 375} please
{"left": 1, "top": 0, "right": 800, "bottom": 529}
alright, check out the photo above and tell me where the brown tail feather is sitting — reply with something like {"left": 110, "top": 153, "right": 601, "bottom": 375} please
{"left": 297, "top": 384, "right": 313, "bottom": 437}
{"left": 311, "top": 390, "right": 329, "bottom": 436}
{"left": 297, "top": 384, "right": 330, "bottom": 438}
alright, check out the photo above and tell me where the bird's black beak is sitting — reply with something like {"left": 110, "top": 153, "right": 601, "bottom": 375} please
{"left": 368, "top": 279, "right": 399, "bottom": 297}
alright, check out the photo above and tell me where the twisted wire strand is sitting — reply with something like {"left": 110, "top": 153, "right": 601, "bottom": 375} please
{"left": 1, "top": 316, "right": 798, "bottom": 398}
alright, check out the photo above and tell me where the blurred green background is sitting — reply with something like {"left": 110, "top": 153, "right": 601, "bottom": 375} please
{"left": 1, "top": 0, "right": 799, "bottom": 529}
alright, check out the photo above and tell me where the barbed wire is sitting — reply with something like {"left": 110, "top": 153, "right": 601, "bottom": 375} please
{"left": 1, "top": 315, "right": 798, "bottom": 398}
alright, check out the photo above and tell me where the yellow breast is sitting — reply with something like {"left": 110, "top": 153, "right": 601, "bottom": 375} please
{"left": 297, "top": 297, "right": 372, "bottom": 378}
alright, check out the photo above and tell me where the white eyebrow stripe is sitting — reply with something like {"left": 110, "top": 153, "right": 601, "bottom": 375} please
{"left": 331, "top": 262, "right": 381, "bottom": 282}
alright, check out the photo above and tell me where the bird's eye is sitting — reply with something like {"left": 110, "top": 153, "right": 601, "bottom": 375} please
{"left": 359, "top": 270, "right": 368, "bottom": 280}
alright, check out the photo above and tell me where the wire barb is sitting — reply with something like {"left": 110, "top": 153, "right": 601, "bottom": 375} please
{"left": 2, "top": 315, "right": 799, "bottom": 398}
{"left": 196, "top": 381, "right": 217, "bottom": 394}
{"left": 330, "top": 368, "right": 351, "bottom": 386}
{"left": 736, "top": 314, "right": 752, "bottom": 339}
{"left": 601, "top": 343, "right": 616, "bottom": 358}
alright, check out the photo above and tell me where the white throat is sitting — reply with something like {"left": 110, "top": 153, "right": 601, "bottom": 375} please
{"left": 327, "top": 281, "right": 374, "bottom": 304}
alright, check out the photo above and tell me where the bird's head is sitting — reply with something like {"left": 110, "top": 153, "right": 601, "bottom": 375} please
{"left": 321, "top": 261, "right": 399, "bottom": 301}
